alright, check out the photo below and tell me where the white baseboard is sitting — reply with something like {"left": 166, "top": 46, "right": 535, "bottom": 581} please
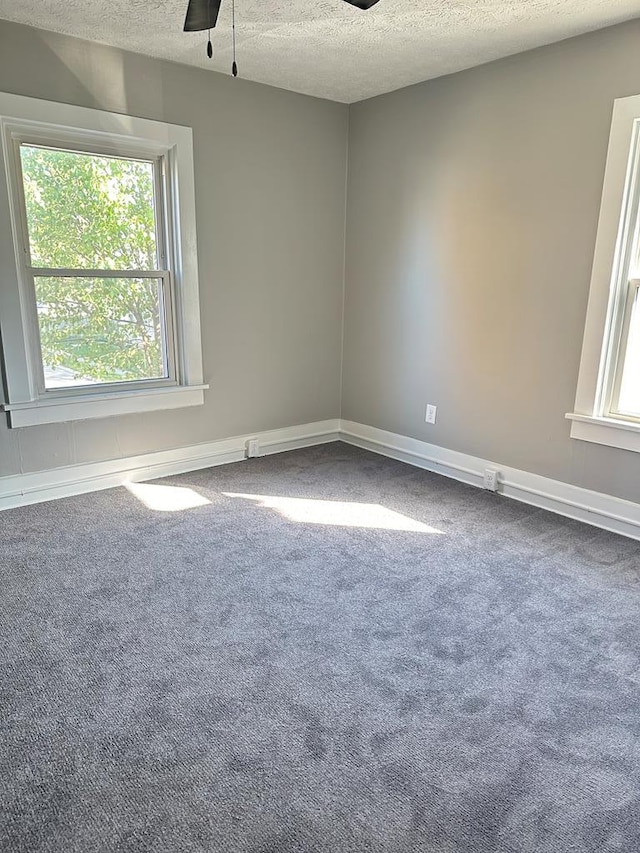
{"left": 340, "top": 420, "right": 640, "bottom": 541}
{"left": 3, "top": 416, "right": 639, "bottom": 541}
{"left": 0, "top": 419, "right": 341, "bottom": 511}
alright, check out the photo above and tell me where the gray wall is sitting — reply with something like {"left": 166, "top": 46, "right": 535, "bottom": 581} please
{"left": 343, "top": 20, "right": 640, "bottom": 503}
{"left": 0, "top": 20, "right": 348, "bottom": 476}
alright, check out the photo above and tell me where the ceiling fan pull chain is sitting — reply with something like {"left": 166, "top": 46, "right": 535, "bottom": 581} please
{"left": 232, "top": 0, "right": 238, "bottom": 76}
{"left": 206, "top": 0, "right": 213, "bottom": 57}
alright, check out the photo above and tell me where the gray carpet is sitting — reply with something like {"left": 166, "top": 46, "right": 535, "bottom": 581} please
{"left": 2, "top": 442, "right": 640, "bottom": 853}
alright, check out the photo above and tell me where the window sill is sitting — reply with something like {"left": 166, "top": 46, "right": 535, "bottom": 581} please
{"left": 566, "top": 412, "right": 640, "bottom": 453}
{"left": 2, "top": 384, "right": 208, "bottom": 428}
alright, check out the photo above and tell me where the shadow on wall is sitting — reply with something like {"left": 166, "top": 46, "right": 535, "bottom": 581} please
{"left": 1, "top": 24, "right": 167, "bottom": 118}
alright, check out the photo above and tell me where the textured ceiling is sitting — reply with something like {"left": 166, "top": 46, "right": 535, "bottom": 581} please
{"left": 1, "top": 0, "right": 640, "bottom": 102}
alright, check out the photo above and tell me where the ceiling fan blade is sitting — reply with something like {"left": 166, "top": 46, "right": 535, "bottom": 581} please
{"left": 184, "top": 0, "right": 223, "bottom": 32}
{"left": 342, "top": 0, "right": 381, "bottom": 8}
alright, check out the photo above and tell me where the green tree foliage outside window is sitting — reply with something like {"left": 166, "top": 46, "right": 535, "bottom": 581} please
{"left": 20, "top": 145, "right": 166, "bottom": 386}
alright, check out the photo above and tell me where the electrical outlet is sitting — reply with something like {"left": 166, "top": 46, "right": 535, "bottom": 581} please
{"left": 246, "top": 439, "right": 260, "bottom": 458}
{"left": 425, "top": 404, "right": 437, "bottom": 424}
{"left": 483, "top": 468, "right": 500, "bottom": 492}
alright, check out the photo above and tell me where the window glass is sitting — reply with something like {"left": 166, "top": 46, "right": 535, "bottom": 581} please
{"left": 34, "top": 276, "right": 167, "bottom": 388}
{"left": 20, "top": 145, "right": 158, "bottom": 270}
{"left": 19, "top": 144, "right": 168, "bottom": 389}
{"left": 616, "top": 285, "right": 640, "bottom": 417}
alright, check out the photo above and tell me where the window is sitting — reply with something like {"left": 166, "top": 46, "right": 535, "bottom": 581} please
{"left": 568, "top": 93, "right": 640, "bottom": 452}
{"left": 21, "top": 145, "right": 171, "bottom": 390}
{"left": 0, "top": 94, "right": 206, "bottom": 428}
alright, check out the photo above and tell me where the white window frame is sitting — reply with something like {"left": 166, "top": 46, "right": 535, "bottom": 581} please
{"left": 0, "top": 93, "right": 207, "bottom": 428}
{"left": 568, "top": 93, "right": 640, "bottom": 453}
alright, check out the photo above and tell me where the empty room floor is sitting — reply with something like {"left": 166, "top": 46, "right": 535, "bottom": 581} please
{"left": 2, "top": 442, "right": 640, "bottom": 852}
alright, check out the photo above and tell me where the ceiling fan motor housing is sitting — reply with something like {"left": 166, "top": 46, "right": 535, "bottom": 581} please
{"left": 183, "top": 0, "right": 381, "bottom": 32}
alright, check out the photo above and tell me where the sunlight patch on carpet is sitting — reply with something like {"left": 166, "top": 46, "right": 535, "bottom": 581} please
{"left": 224, "top": 493, "right": 443, "bottom": 533}
{"left": 126, "top": 482, "right": 211, "bottom": 512}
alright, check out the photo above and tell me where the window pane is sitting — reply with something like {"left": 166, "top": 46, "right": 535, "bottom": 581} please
{"left": 35, "top": 276, "right": 167, "bottom": 388}
{"left": 20, "top": 145, "right": 158, "bottom": 270}
{"left": 617, "top": 286, "right": 640, "bottom": 417}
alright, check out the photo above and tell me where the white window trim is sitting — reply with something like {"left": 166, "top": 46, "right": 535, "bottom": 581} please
{"left": 0, "top": 93, "right": 207, "bottom": 428}
{"left": 567, "top": 93, "right": 640, "bottom": 453}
